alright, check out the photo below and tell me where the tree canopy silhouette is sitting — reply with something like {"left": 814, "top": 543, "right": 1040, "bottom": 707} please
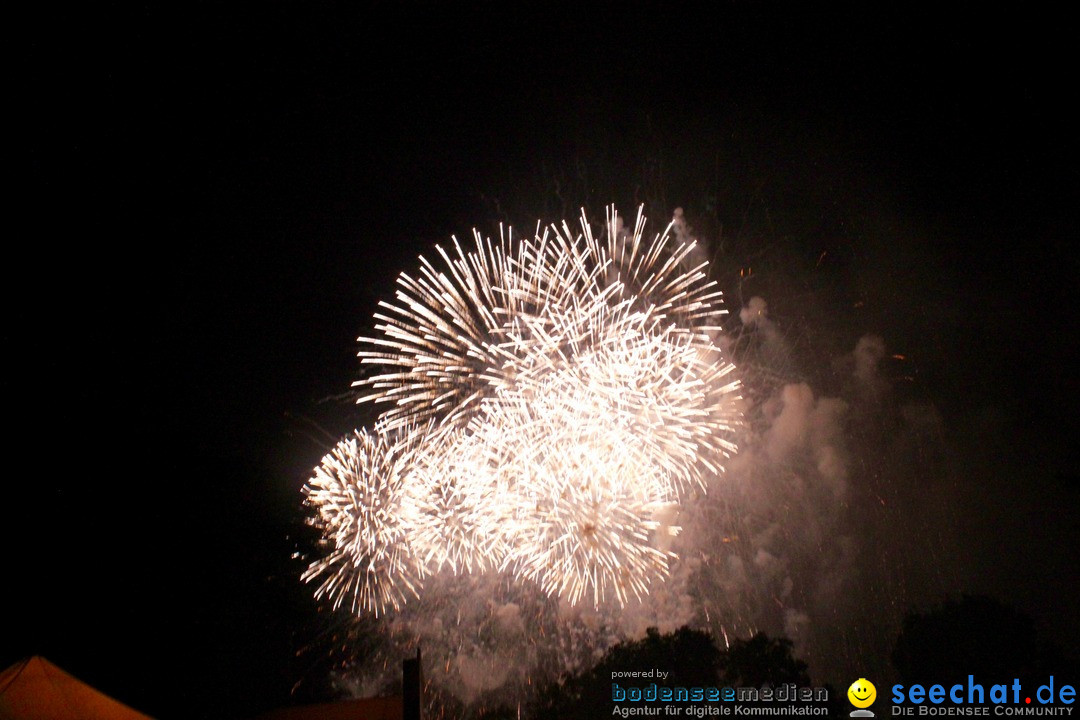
{"left": 531, "top": 626, "right": 815, "bottom": 719}
{"left": 719, "top": 632, "right": 810, "bottom": 687}
{"left": 892, "top": 594, "right": 1071, "bottom": 689}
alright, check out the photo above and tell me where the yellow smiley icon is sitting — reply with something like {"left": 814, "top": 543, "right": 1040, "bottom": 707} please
{"left": 848, "top": 678, "right": 876, "bottom": 708}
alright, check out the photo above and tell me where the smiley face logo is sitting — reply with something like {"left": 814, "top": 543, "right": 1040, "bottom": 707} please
{"left": 848, "top": 678, "right": 877, "bottom": 708}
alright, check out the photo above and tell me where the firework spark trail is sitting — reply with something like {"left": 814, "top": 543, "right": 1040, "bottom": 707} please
{"left": 303, "top": 205, "right": 742, "bottom": 614}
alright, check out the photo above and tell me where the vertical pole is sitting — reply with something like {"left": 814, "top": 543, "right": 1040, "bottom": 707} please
{"left": 403, "top": 647, "right": 422, "bottom": 720}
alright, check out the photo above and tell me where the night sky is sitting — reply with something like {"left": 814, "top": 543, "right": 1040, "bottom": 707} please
{"left": 12, "top": 4, "right": 1077, "bottom": 719}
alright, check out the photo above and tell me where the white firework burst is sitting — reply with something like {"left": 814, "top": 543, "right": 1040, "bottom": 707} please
{"left": 301, "top": 425, "right": 429, "bottom": 617}
{"left": 305, "top": 205, "right": 743, "bottom": 613}
{"left": 480, "top": 386, "right": 679, "bottom": 606}
{"left": 404, "top": 428, "right": 514, "bottom": 577}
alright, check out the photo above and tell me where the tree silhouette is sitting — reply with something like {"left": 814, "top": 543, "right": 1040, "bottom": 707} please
{"left": 892, "top": 595, "right": 1071, "bottom": 690}
{"left": 531, "top": 627, "right": 820, "bottom": 719}
{"left": 719, "top": 633, "right": 810, "bottom": 687}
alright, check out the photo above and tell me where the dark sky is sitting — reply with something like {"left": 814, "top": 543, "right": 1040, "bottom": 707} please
{"left": 11, "top": 4, "right": 1077, "bottom": 718}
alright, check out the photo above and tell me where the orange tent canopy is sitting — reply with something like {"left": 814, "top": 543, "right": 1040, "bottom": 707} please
{"left": 0, "top": 656, "right": 154, "bottom": 720}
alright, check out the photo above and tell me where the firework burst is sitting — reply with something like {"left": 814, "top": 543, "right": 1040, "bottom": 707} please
{"left": 303, "top": 205, "right": 742, "bottom": 613}
{"left": 302, "top": 424, "right": 430, "bottom": 617}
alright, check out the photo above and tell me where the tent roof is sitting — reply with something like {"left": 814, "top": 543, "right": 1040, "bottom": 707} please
{"left": 0, "top": 656, "right": 154, "bottom": 720}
